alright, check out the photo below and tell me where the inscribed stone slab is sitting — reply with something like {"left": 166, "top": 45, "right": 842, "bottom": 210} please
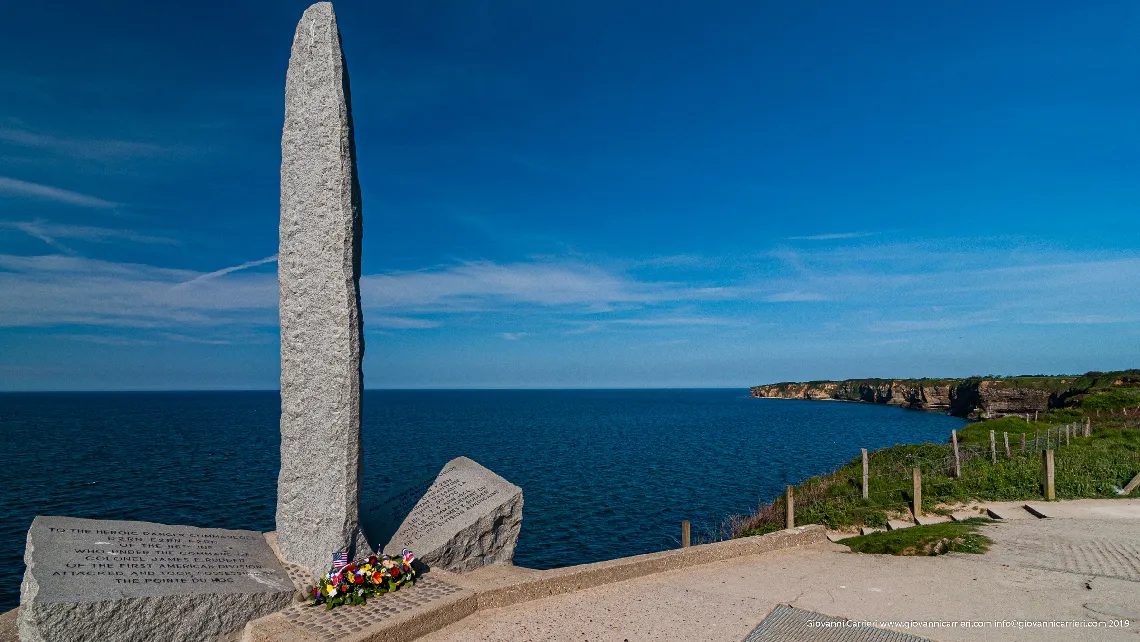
{"left": 359, "top": 473, "right": 438, "bottom": 554}
{"left": 277, "top": 0, "right": 369, "bottom": 578}
{"left": 18, "top": 516, "right": 294, "bottom": 642}
{"left": 384, "top": 457, "right": 523, "bottom": 573}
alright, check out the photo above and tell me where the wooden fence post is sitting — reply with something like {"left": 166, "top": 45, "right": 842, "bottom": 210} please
{"left": 1035, "top": 428, "right": 1040, "bottom": 451}
{"left": 1123, "top": 472, "right": 1140, "bottom": 496}
{"left": 990, "top": 430, "right": 997, "bottom": 464}
{"left": 1065, "top": 425, "right": 1070, "bottom": 447}
{"left": 861, "top": 448, "right": 869, "bottom": 500}
{"left": 1085, "top": 417, "right": 1091, "bottom": 438}
{"left": 1004, "top": 432, "right": 1011, "bottom": 458}
{"left": 1034, "top": 410, "right": 1038, "bottom": 422}
{"left": 1020, "top": 432, "right": 1026, "bottom": 453}
{"left": 1042, "top": 450, "right": 1055, "bottom": 501}
{"left": 913, "top": 468, "right": 922, "bottom": 518}
{"left": 681, "top": 520, "right": 691, "bottom": 548}
{"left": 951, "top": 430, "right": 961, "bottom": 477}
{"left": 785, "top": 485, "right": 795, "bottom": 529}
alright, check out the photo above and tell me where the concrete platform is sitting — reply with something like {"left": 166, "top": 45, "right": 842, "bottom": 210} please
{"left": 239, "top": 526, "right": 827, "bottom": 641}
{"left": 420, "top": 506, "right": 1140, "bottom": 642}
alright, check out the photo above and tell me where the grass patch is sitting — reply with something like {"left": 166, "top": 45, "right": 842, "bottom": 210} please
{"left": 838, "top": 519, "right": 993, "bottom": 556}
{"left": 1081, "top": 389, "right": 1140, "bottom": 412}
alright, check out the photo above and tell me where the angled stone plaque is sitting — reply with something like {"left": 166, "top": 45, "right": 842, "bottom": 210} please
{"left": 383, "top": 457, "right": 523, "bottom": 573}
{"left": 18, "top": 516, "right": 295, "bottom": 642}
{"left": 359, "top": 472, "right": 438, "bottom": 554}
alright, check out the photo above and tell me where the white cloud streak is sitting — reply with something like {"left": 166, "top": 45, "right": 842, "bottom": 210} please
{"left": 1, "top": 244, "right": 1138, "bottom": 347}
{"left": 0, "top": 176, "right": 116, "bottom": 208}
{"left": 176, "top": 255, "right": 278, "bottom": 287}
{"left": 0, "top": 220, "right": 177, "bottom": 253}
{"left": 786, "top": 232, "right": 876, "bottom": 241}
{"left": 0, "top": 127, "right": 166, "bottom": 161}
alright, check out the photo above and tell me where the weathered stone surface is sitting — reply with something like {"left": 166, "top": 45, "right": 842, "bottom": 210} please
{"left": 17, "top": 516, "right": 294, "bottom": 642}
{"left": 359, "top": 473, "right": 438, "bottom": 553}
{"left": 383, "top": 458, "right": 523, "bottom": 573}
{"left": 277, "top": 1, "right": 369, "bottom": 578}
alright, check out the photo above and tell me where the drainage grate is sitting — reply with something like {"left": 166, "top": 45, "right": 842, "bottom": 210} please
{"left": 744, "top": 605, "right": 932, "bottom": 642}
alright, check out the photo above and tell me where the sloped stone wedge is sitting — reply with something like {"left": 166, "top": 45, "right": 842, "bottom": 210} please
{"left": 383, "top": 457, "right": 523, "bottom": 573}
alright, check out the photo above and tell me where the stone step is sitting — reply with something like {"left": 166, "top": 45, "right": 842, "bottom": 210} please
{"left": 984, "top": 505, "right": 1037, "bottom": 520}
{"left": 914, "top": 514, "right": 951, "bottom": 526}
{"left": 1023, "top": 503, "right": 1058, "bottom": 519}
{"left": 886, "top": 519, "right": 914, "bottom": 531}
{"left": 859, "top": 526, "right": 884, "bottom": 536}
{"left": 950, "top": 511, "right": 985, "bottom": 522}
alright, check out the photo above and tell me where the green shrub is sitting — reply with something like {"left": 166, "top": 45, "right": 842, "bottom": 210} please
{"left": 862, "top": 511, "right": 888, "bottom": 528}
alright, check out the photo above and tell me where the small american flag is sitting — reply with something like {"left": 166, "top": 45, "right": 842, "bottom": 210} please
{"left": 332, "top": 551, "right": 349, "bottom": 570}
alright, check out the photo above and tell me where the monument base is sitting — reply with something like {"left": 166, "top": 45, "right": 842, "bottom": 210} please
{"left": 18, "top": 517, "right": 296, "bottom": 642}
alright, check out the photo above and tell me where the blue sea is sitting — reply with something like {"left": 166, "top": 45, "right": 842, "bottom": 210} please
{"left": 0, "top": 389, "right": 967, "bottom": 611}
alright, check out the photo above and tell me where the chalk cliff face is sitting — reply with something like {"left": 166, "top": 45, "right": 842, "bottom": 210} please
{"left": 750, "top": 378, "right": 1058, "bottom": 419}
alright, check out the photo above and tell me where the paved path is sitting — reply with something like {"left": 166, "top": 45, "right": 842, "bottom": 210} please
{"left": 421, "top": 499, "right": 1140, "bottom": 642}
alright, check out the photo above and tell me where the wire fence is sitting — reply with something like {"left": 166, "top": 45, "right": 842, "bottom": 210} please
{"left": 722, "top": 416, "right": 1140, "bottom": 539}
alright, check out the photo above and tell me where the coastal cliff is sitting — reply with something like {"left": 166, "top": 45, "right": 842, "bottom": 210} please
{"left": 750, "top": 371, "right": 1140, "bottom": 419}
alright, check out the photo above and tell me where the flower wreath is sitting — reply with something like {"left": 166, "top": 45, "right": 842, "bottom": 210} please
{"left": 310, "top": 549, "right": 418, "bottom": 609}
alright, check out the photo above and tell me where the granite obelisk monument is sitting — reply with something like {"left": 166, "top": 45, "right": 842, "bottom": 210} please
{"left": 277, "top": 1, "right": 369, "bottom": 578}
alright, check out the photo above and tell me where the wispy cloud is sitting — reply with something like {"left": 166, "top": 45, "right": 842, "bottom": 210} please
{"left": 359, "top": 260, "right": 715, "bottom": 311}
{"left": 2, "top": 243, "right": 1139, "bottom": 353}
{"left": 0, "top": 176, "right": 116, "bottom": 208}
{"left": 764, "top": 291, "right": 828, "bottom": 302}
{"left": 786, "top": 232, "right": 876, "bottom": 241}
{"left": 0, "top": 254, "right": 275, "bottom": 328}
{"left": 58, "top": 333, "right": 157, "bottom": 346}
{"left": 176, "top": 255, "right": 277, "bottom": 287}
{"left": 372, "top": 316, "right": 440, "bottom": 329}
{"left": 0, "top": 220, "right": 177, "bottom": 253}
{"left": 498, "top": 332, "right": 529, "bottom": 340}
{"left": 869, "top": 315, "right": 999, "bottom": 333}
{"left": 0, "top": 127, "right": 166, "bottom": 161}
{"left": 611, "top": 316, "right": 744, "bottom": 327}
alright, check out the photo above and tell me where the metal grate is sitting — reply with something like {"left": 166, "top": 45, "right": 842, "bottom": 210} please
{"left": 744, "top": 605, "right": 932, "bottom": 642}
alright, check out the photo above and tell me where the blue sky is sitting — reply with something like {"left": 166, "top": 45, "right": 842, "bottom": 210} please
{"left": 1, "top": 0, "right": 1139, "bottom": 390}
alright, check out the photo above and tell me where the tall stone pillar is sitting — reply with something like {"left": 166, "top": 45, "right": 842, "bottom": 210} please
{"left": 276, "top": 1, "right": 368, "bottom": 578}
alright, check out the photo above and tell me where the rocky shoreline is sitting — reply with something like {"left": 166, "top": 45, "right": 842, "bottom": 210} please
{"left": 750, "top": 371, "right": 1139, "bottom": 419}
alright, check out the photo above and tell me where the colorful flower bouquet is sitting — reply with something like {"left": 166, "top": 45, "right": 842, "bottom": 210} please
{"left": 310, "top": 549, "right": 418, "bottom": 609}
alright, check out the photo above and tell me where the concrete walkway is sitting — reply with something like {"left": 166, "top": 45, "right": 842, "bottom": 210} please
{"left": 420, "top": 499, "right": 1140, "bottom": 642}
{"left": 2, "top": 500, "right": 1137, "bottom": 641}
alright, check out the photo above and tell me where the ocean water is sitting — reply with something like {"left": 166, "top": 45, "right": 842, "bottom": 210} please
{"left": 0, "top": 389, "right": 967, "bottom": 611}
